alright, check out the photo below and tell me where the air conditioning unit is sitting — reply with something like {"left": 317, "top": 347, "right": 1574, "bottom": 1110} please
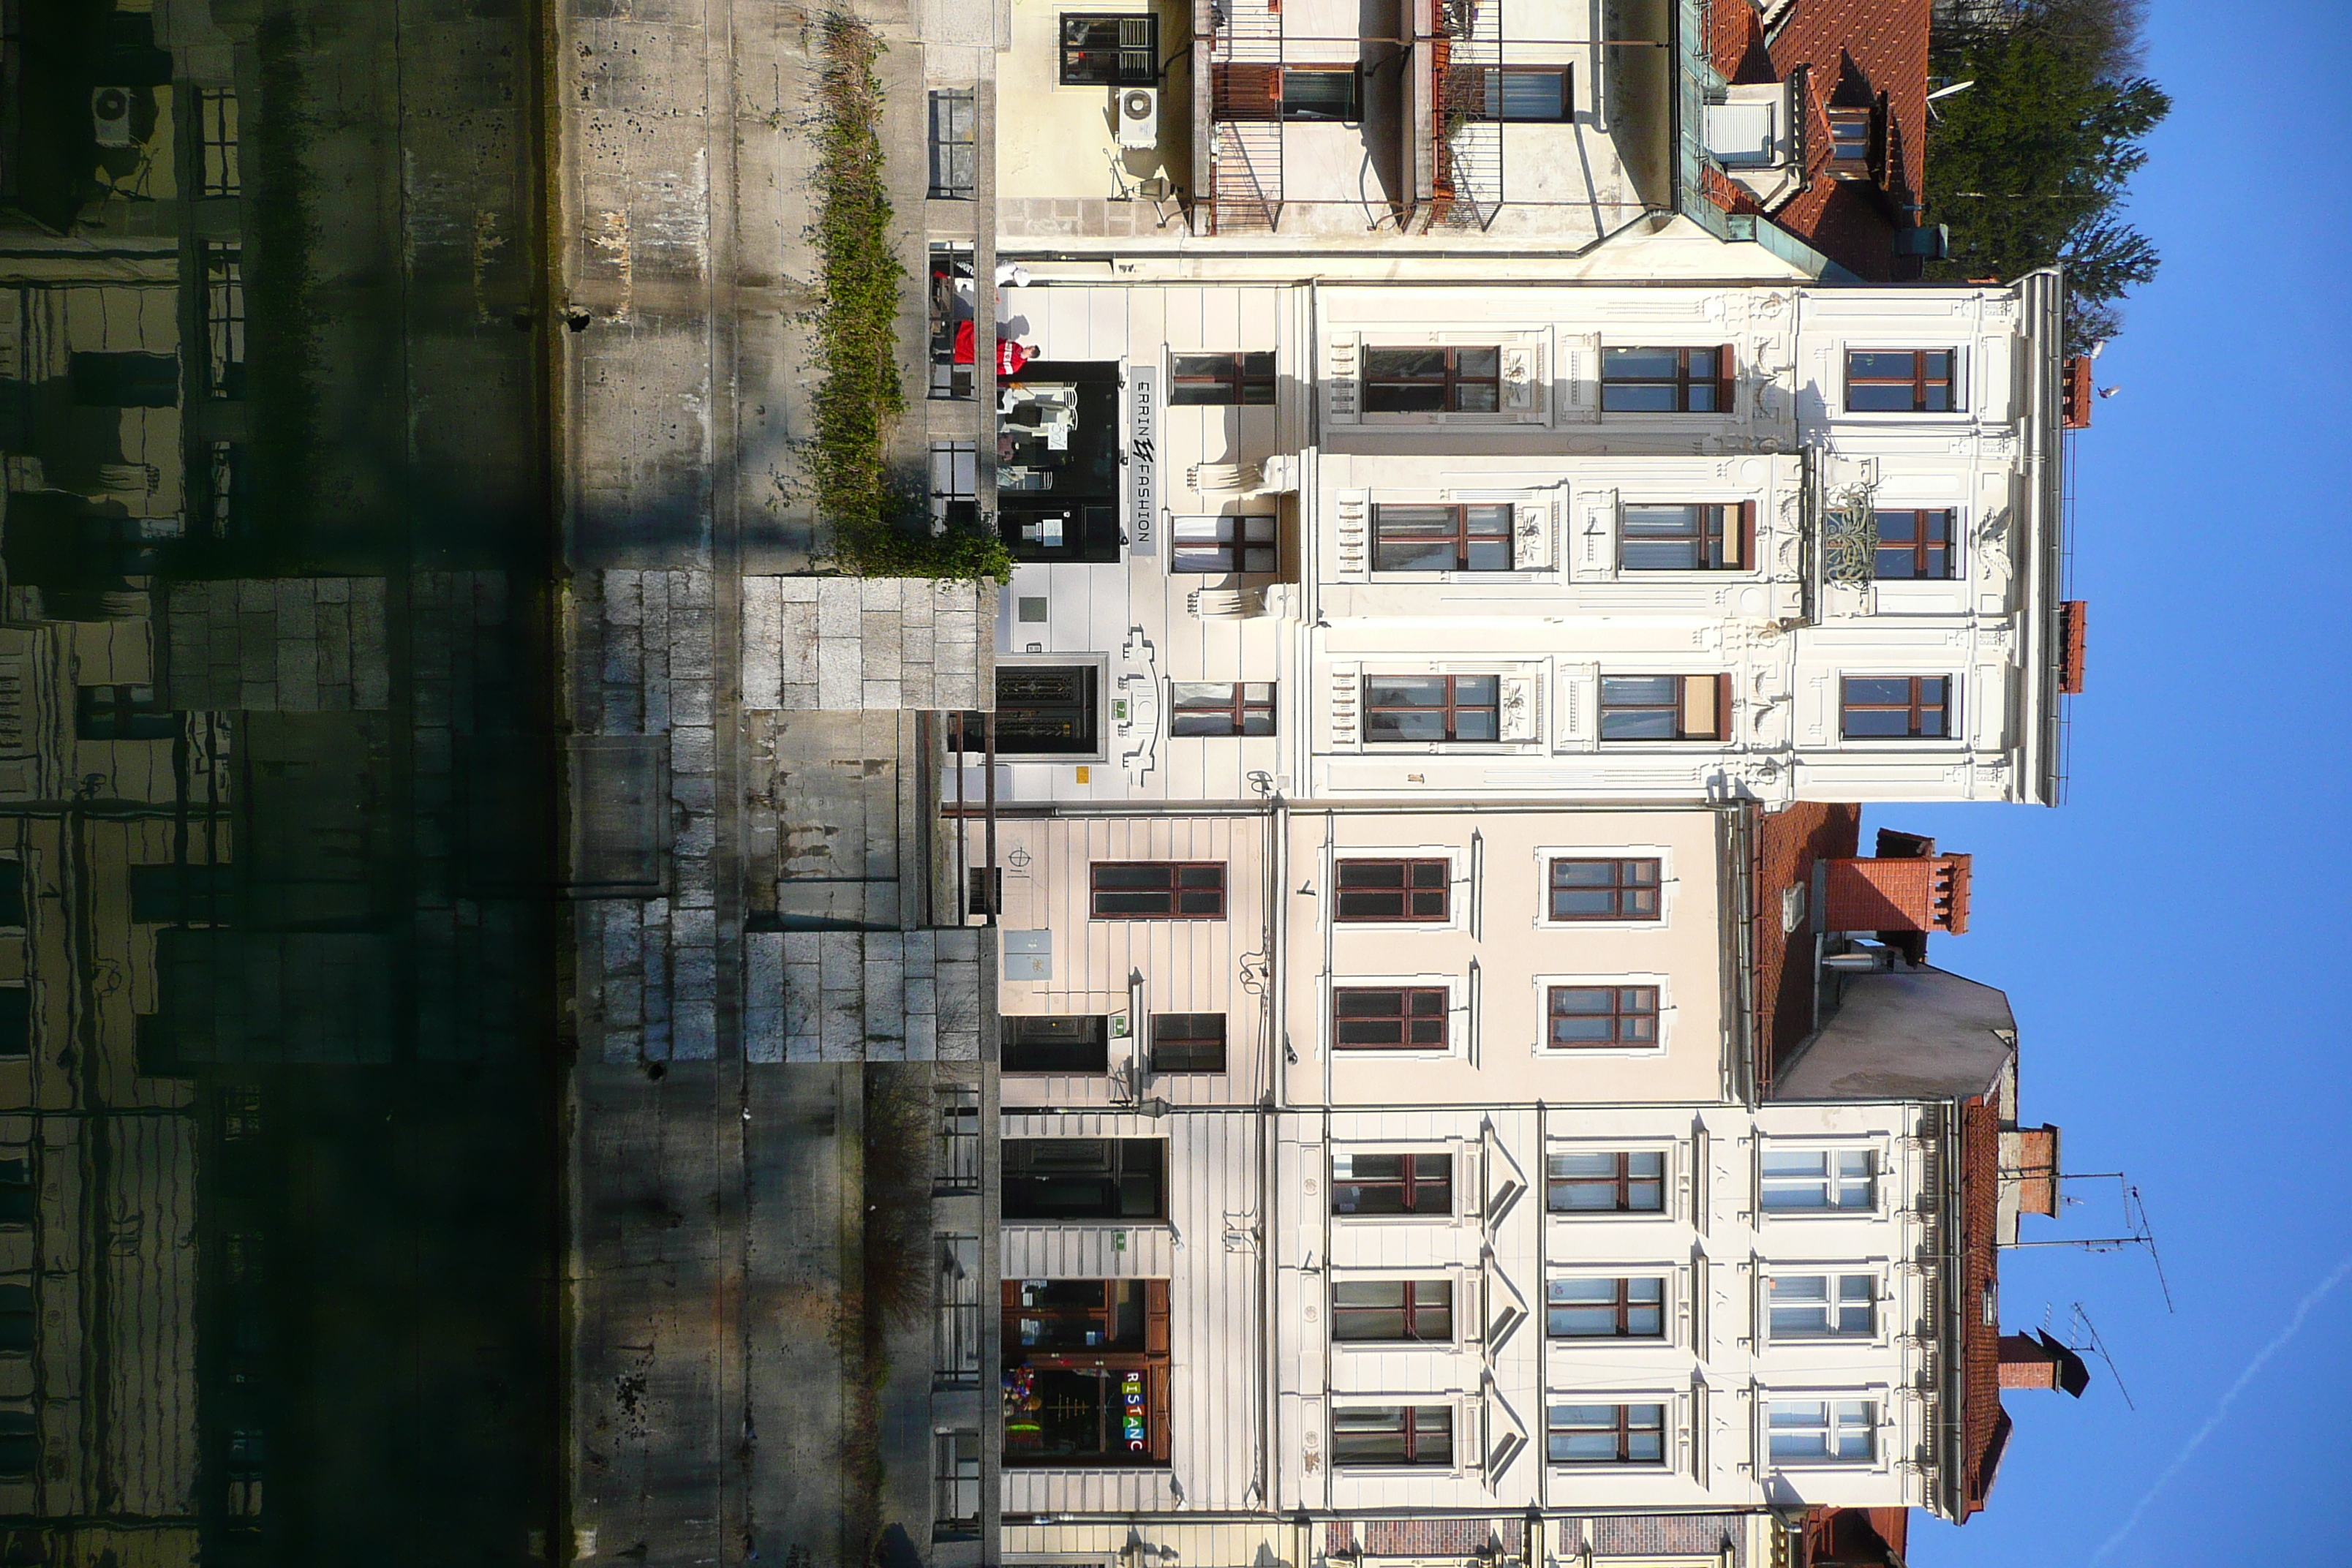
{"left": 1116, "top": 86, "right": 1159, "bottom": 151}
{"left": 91, "top": 86, "right": 136, "bottom": 149}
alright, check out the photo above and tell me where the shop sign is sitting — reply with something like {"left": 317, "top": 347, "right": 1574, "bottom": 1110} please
{"left": 1127, "top": 366, "right": 1158, "bottom": 555}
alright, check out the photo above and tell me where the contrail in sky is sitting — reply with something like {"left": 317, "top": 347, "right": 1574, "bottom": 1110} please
{"left": 2087, "top": 1254, "right": 2352, "bottom": 1564}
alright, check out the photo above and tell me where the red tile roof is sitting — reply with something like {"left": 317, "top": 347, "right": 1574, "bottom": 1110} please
{"left": 1959, "top": 1090, "right": 2007, "bottom": 1515}
{"left": 1705, "top": 0, "right": 1934, "bottom": 279}
{"left": 1749, "top": 801, "right": 1862, "bottom": 1095}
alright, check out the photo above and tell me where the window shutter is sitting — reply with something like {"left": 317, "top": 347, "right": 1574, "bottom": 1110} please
{"left": 1325, "top": 333, "right": 1361, "bottom": 425}
{"left": 1499, "top": 675, "right": 1539, "bottom": 743}
{"left": 1329, "top": 660, "right": 1362, "bottom": 751}
{"left": 1736, "top": 500, "right": 1757, "bottom": 572}
{"left": 1715, "top": 344, "right": 1736, "bottom": 416}
{"left": 1147, "top": 1279, "right": 1172, "bottom": 1353}
{"left": 1214, "top": 64, "right": 1281, "bottom": 121}
{"left": 1559, "top": 333, "right": 1599, "bottom": 423}
{"left": 1555, "top": 663, "right": 1599, "bottom": 751}
{"left": 1333, "top": 489, "right": 1371, "bottom": 581}
{"left": 1512, "top": 502, "right": 1553, "bottom": 570}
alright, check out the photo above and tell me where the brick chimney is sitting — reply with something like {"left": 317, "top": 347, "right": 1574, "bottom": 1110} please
{"left": 1999, "top": 1330, "right": 2090, "bottom": 1396}
{"left": 2002, "top": 1125, "right": 2061, "bottom": 1218}
{"left": 2062, "top": 355, "right": 2094, "bottom": 428}
{"left": 1822, "top": 837, "right": 1971, "bottom": 938}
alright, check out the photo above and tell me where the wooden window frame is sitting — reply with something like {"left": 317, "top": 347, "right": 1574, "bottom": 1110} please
{"left": 1148, "top": 1012, "right": 1227, "bottom": 1073}
{"left": 1844, "top": 349, "right": 1956, "bottom": 412}
{"left": 1547, "top": 1402, "right": 1667, "bottom": 1466}
{"left": 1597, "top": 674, "right": 1728, "bottom": 742}
{"left": 1824, "top": 108, "right": 1874, "bottom": 177}
{"left": 1169, "top": 350, "right": 1275, "bottom": 406}
{"left": 1170, "top": 513, "right": 1278, "bottom": 573}
{"left": 1088, "top": 861, "right": 1227, "bottom": 919}
{"left": 1839, "top": 676, "right": 1951, "bottom": 739}
{"left": 1331, "top": 1152, "right": 1452, "bottom": 1216}
{"left": 1330, "top": 1279, "right": 1455, "bottom": 1343}
{"left": 1333, "top": 859, "right": 1451, "bottom": 922}
{"left": 1058, "top": 13, "right": 1160, "bottom": 86}
{"left": 1618, "top": 502, "right": 1754, "bottom": 571}
{"left": 1361, "top": 346, "right": 1502, "bottom": 414}
{"left": 1169, "top": 681, "right": 1275, "bottom": 737}
{"left": 1600, "top": 345, "right": 1733, "bottom": 413}
{"left": 1333, "top": 1404, "right": 1455, "bottom": 1467}
{"left": 1546, "top": 858, "right": 1662, "bottom": 922}
{"left": 1333, "top": 987, "right": 1450, "bottom": 1049}
{"left": 1872, "top": 508, "right": 1957, "bottom": 579}
{"left": 1362, "top": 674, "right": 1502, "bottom": 744}
{"left": 1546, "top": 1276, "right": 1667, "bottom": 1339}
{"left": 1545, "top": 984, "right": 1660, "bottom": 1049}
{"left": 1370, "top": 503, "right": 1515, "bottom": 573}
{"left": 1545, "top": 1150, "right": 1667, "bottom": 1214}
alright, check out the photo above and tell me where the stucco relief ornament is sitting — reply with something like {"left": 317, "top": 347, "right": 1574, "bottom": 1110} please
{"left": 1499, "top": 684, "right": 1530, "bottom": 728}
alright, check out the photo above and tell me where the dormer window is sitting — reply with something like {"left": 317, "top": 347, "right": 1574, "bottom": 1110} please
{"left": 1825, "top": 108, "right": 1874, "bottom": 178}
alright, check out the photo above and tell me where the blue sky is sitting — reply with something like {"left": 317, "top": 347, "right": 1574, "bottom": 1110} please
{"left": 1896, "top": 2, "right": 2352, "bottom": 1561}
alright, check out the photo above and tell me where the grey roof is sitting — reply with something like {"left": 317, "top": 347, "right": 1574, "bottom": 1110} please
{"left": 1774, "top": 964, "right": 2017, "bottom": 1102}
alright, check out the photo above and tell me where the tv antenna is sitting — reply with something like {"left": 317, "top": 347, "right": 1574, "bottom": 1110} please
{"left": 2043, "top": 1301, "right": 2137, "bottom": 1411}
{"left": 2002, "top": 1171, "right": 2174, "bottom": 1314}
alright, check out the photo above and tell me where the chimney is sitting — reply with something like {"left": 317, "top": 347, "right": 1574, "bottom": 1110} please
{"left": 1822, "top": 851, "right": 1971, "bottom": 938}
{"left": 1999, "top": 1330, "right": 2091, "bottom": 1397}
{"left": 2002, "top": 1124, "right": 2062, "bottom": 1218}
{"left": 2059, "top": 600, "right": 2088, "bottom": 694}
{"left": 2062, "top": 355, "right": 2094, "bottom": 428}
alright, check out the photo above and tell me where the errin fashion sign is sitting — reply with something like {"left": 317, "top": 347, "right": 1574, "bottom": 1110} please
{"left": 1127, "top": 365, "right": 1158, "bottom": 554}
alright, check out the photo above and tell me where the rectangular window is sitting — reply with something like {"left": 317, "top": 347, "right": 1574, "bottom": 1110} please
{"left": 0, "top": 1158, "right": 31, "bottom": 1226}
{"left": 1332, "top": 1152, "right": 1451, "bottom": 1215}
{"left": 77, "top": 685, "right": 178, "bottom": 742}
{"left": 1548, "top": 1402, "right": 1666, "bottom": 1465}
{"left": 205, "top": 244, "right": 246, "bottom": 399}
{"left": 1364, "top": 674, "right": 1500, "bottom": 743}
{"left": 1546, "top": 1150, "right": 1665, "bottom": 1213}
{"left": 1331, "top": 1279, "right": 1454, "bottom": 1343}
{"left": 1620, "top": 502, "right": 1751, "bottom": 570}
{"left": 1089, "top": 862, "right": 1226, "bottom": 919}
{"left": 1169, "top": 681, "right": 1275, "bottom": 737}
{"left": 1362, "top": 347, "right": 1501, "bottom": 413}
{"left": 69, "top": 351, "right": 178, "bottom": 408}
{"left": 197, "top": 88, "right": 241, "bottom": 197}
{"left": 1003, "top": 1277, "right": 1154, "bottom": 1353}
{"left": 1333, "top": 987, "right": 1448, "bottom": 1049}
{"left": 1169, "top": 351, "right": 1275, "bottom": 406}
{"left": 1334, "top": 859, "right": 1450, "bottom": 922}
{"left": 1171, "top": 514, "right": 1277, "bottom": 573}
{"left": 0, "top": 1284, "right": 31, "bottom": 1354}
{"left": 1874, "top": 508, "right": 1956, "bottom": 578}
{"left": 1371, "top": 502, "right": 1514, "bottom": 572}
{"left": 1001, "top": 1015, "right": 1109, "bottom": 1075}
{"left": 1598, "top": 675, "right": 1727, "bottom": 742}
{"left": 935, "top": 1235, "right": 982, "bottom": 1387}
{"left": 1547, "top": 857, "right": 1660, "bottom": 921}
{"left": 129, "top": 862, "right": 234, "bottom": 925}
{"left": 204, "top": 440, "right": 246, "bottom": 537}
{"left": 928, "top": 88, "right": 976, "bottom": 198}
{"left": 1768, "top": 1398, "right": 1877, "bottom": 1463}
{"left": 1149, "top": 1012, "right": 1227, "bottom": 1073}
{"left": 929, "top": 438, "right": 977, "bottom": 527}
{"left": 1333, "top": 1405, "right": 1452, "bottom": 1467}
{"left": 955, "top": 665, "right": 1101, "bottom": 757}
{"left": 933, "top": 1431, "right": 981, "bottom": 1531}
{"left": 935, "top": 1085, "right": 981, "bottom": 1194}
{"left": 0, "top": 987, "right": 26, "bottom": 1060}
{"left": 1768, "top": 1274, "right": 1877, "bottom": 1340}
{"left": 1281, "top": 67, "right": 1360, "bottom": 121}
{"left": 1602, "top": 346, "right": 1730, "bottom": 413}
{"left": 928, "top": 245, "right": 976, "bottom": 400}
{"left": 1001, "top": 1278, "right": 1169, "bottom": 1466}
{"left": 1825, "top": 109, "right": 1873, "bottom": 176}
{"left": 1545, "top": 985, "right": 1659, "bottom": 1049}
{"left": 1547, "top": 1278, "right": 1665, "bottom": 1339}
{"left": 1845, "top": 349, "right": 1955, "bottom": 412}
{"left": 0, "top": 862, "right": 22, "bottom": 927}
{"left": 1060, "top": 13, "right": 1158, "bottom": 86}
{"left": 1002, "top": 1139, "right": 1166, "bottom": 1221}
{"left": 1761, "top": 1150, "right": 1877, "bottom": 1212}
{"left": 1839, "top": 676, "right": 1950, "bottom": 739}
{"left": 1466, "top": 66, "right": 1572, "bottom": 122}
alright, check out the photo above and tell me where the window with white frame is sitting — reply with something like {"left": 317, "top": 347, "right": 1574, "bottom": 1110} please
{"left": 1546, "top": 857, "right": 1662, "bottom": 921}
{"left": 1546, "top": 1277, "right": 1665, "bottom": 1339}
{"left": 1172, "top": 514, "right": 1277, "bottom": 573}
{"left": 1619, "top": 502, "right": 1753, "bottom": 570}
{"left": 1545, "top": 1150, "right": 1666, "bottom": 1213}
{"left": 1767, "top": 1273, "right": 1877, "bottom": 1339}
{"left": 1845, "top": 349, "right": 1955, "bottom": 412}
{"left": 1371, "top": 503, "right": 1514, "bottom": 572}
{"left": 1544, "top": 984, "right": 1660, "bottom": 1050}
{"left": 1768, "top": 1398, "right": 1877, "bottom": 1463}
{"left": 1760, "top": 1150, "right": 1877, "bottom": 1213}
{"left": 1547, "top": 1402, "right": 1667, "bottom": 1465}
